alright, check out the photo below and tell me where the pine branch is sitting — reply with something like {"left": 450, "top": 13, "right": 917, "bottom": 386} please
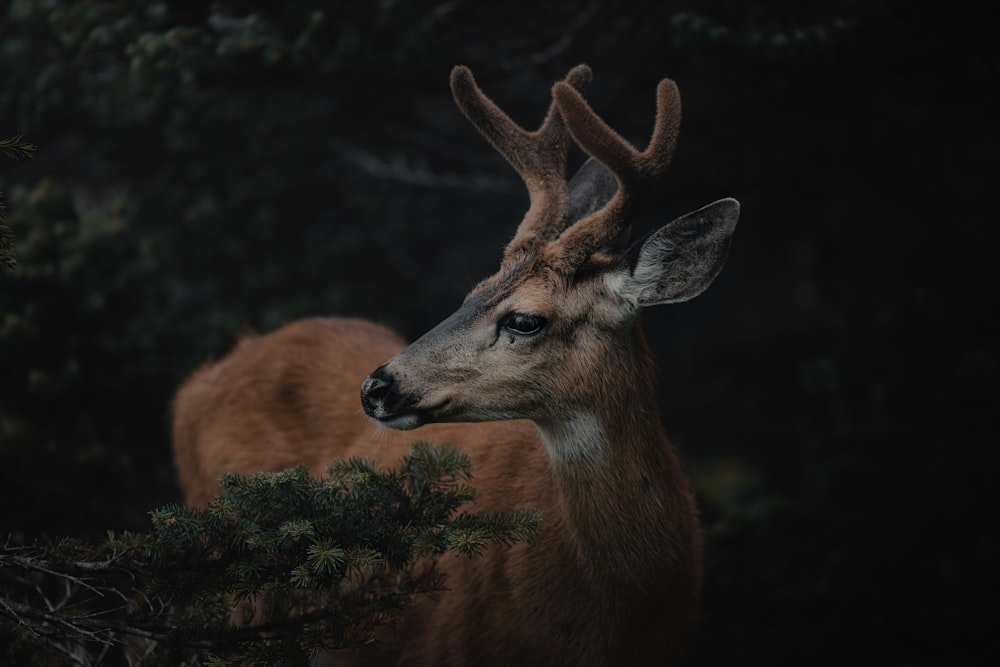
{"left": 0, "top": 442, "right": 541, "bottom": 664}
{"left": 0, "top": 135, "right": 36, "bottom": 161}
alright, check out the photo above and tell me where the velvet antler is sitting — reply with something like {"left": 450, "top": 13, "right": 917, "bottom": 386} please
{"left": 450, "top": 65, "right": 592, "bottom": 262}
{"left": 549, "top": 77, "right": 681, "bottom": 272}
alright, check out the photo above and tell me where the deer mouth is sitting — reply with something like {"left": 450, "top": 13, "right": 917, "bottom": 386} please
{"left": 374, "top": 412, "right": 425, "bottom": 431}
{"left": 364, "top": 397, "right": 426, "bottom": 430}
{"left": 374, "top": 402, "right": 453, "bottom": 430}
{"left": 368, "top": 398, "right": 453, "bottom": 431}
{"left": 361, "top": 366, "right": 459, "bottom": 429}
{"left": 364, "top": 392, "right": 450, "bottom": 431}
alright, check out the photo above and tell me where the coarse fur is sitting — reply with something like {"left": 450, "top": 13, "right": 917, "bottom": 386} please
{"left": 171, "top": 65, "right": 740, "bottom": 666}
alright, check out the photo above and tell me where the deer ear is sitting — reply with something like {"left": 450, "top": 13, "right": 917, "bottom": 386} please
{"left": 566, "top": 157, "right": 618, "bottom": 225}
{"left": 625, "top": 198, "right": 740, "bottom": 306}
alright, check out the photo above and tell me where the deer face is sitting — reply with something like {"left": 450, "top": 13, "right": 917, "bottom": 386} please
{"left": 360, "top": 197, "right": 738, "bottom": 431}
{"left": 361, "top": 255, "right": 626, "bottom": 430}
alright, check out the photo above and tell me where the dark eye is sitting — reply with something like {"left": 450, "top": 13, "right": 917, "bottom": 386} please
{"left": 501, "top": 312, "right": 547, "bottom": 336}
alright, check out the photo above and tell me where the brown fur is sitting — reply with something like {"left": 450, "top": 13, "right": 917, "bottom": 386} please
{"left": 172, "top": 316, "right": 701, "bottom": 666}
{"left": 171, "top": 65, "right": 739, "bottom": 666}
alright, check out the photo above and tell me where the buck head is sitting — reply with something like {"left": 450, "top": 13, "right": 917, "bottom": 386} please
{"left": 361, "top": 65, "right": 739, "bottom": 445}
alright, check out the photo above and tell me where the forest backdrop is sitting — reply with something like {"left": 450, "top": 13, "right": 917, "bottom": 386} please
{"left": 1, "top": 0, "right": 997, "bottom": 664}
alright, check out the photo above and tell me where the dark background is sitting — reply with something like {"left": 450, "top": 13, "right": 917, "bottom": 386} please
{"left": 1, "top": 1, "right": 996, "bottom": 664}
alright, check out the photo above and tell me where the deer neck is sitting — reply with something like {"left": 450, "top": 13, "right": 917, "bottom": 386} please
{"left": 534, "top": 324, "right": 702, "bottom": 596}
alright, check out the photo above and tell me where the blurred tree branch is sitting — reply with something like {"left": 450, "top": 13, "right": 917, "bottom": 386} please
{"left": 0, "top": 135, "right": 35, "bottom": 273}
{"left": 0, "top": 135, "right": 36, "bottom": 162}
{"left": 337, "top": 142, "right": 516, "bottom": 192}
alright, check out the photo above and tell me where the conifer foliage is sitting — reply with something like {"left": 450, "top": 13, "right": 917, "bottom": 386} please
{"left": 0, "top": 135, "right": 35, "bottom": 273}
{"left": 0, "top": 442, "right": 541, "bottom": 666}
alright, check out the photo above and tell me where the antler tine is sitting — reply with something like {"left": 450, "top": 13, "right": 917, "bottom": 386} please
{"left": 550, "top": 78, "right": 681, "bottom": 271}
{"left": 450, "top": 65, "right": 592, "bottom": 260}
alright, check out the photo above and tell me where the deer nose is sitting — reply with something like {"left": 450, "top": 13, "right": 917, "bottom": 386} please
{"left": 361, "top": 366, "right": 397, "bottom": 417}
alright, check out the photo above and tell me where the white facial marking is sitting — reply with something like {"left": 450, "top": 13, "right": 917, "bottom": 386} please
{"left": 537, "top": 411, "right": 607, "bottom": 465}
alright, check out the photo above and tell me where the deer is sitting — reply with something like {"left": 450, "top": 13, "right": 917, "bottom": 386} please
{"left": 171, "top": 64, "right": 740, "bottom": 666}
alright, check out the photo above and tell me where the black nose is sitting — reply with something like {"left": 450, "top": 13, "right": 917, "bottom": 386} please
{"left": 361, "top": 366, "right": 396, "bottom": 416}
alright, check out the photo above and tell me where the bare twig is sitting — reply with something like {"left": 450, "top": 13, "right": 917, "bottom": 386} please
{"left": 511, "top": 0, "right": 602, "bottom": 69}
{"left": 336, "top": 141, "right": 516, "bottom": 192}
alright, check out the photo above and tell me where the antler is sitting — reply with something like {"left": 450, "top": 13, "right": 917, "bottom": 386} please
{"left": 549, "top": 77, "right": 681, "bottom": 271}
{"left": 450, "top": 65, "right": 592, "bottom": 262}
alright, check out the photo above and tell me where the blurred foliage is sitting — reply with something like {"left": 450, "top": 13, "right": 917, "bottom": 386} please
{"left": 0, "top": 0, "right": 997, "bottom": 665}
{"left": 0, "top": 134, "right": 36, "bottom": 272}
{"left": 0, "top": 442, "right": 540, "bottom": 665}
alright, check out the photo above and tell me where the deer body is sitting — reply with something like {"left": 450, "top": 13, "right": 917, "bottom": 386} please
{"left": 172, "top": 65, "right": 739, "bottom": 665}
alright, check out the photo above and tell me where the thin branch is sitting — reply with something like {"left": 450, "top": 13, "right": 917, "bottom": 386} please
{"left": 509, "top": 0, "right": 602, "bottom": 69}
{"left": 336, "top": 141, "right": 516, "bottom": 192}
{"left": 2, "top": 554, "right": 113, "bottom": 599}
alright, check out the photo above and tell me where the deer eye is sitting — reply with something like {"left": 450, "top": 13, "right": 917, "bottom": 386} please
{"left": 501, "top": 312, "right": 548, "bottom": 336}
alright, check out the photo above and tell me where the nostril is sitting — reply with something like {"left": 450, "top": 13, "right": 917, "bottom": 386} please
{"left": 363, "top": 374, "right": 392, "bottom": 400}
{"left": 361, "top": 366, "right": 397, "bottom": 416}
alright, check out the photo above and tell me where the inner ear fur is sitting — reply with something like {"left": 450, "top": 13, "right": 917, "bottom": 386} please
{"left": 628, "top": 198, "right": 740, "bottom": 306}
